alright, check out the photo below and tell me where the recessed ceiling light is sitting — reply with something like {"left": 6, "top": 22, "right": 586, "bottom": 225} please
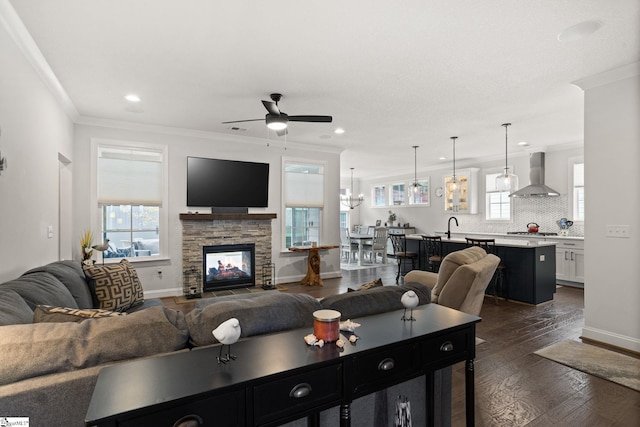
{"left": 557, "top": 20, "right": 603, "bottom": 42}
{"left": 125, "top": 94, "right": 141, "bottom": 103}
{"left": 518, "top": 141, "right": 529, "bottom": 146}
{"left": 334, "top": 128, "right": 345, "bottom": 134}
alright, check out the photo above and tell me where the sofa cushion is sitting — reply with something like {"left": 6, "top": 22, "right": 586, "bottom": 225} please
{"left": 186, "top": 293, "right": 322, "bottom": 347}
{"left": 23, "top": 260, "right": 94, "bottom": 309}
{"left": 347, "top": 277, "right": 383, "bottom": 292}
{"left": 0, "top": 273, "right": 78, "bottom": 311}
{"left": 82, "top": 259, "right": 144, "bottom": 312}
{"left": 320, "top": 282, "right": 431, "bottom": 319}
{"left": 0, "top": 288, "right": 34, "bottom": 325}
{"left": 33, "top": 305, "right": 126, "bottom": 323}
{"left": 0, "top": 306, "right": 189, "bottom": 386}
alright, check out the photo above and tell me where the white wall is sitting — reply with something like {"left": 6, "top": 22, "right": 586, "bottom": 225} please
{"left": 356, "top": 146, "right": 583, "bottom": 236}
{"left": 575, "top": 64, "right": 640, "bottom": 352}
{"left": 0, "top": 20, "right": 74, "bottom": 282}
{"left": 73, "top": 123, "right": 342, "bottom": 297}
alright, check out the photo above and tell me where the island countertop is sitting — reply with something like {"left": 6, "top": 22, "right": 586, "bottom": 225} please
{"left": 407, "top": 233, "right": 558, "bottom": 248}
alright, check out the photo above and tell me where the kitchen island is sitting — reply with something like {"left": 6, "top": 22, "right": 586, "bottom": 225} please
{"left": 406, "top": 235, "right": 557, "bottom": 305}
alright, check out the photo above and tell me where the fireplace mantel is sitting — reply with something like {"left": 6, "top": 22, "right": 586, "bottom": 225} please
{"left": 179, "top": 213, "right": 277, "bottom": 221}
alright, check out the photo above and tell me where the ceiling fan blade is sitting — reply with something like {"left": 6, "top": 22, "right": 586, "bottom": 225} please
{"left": 288, "top": 115, "right": 333, "bottom": 123}
{"left": 221, "top": 118, "right": 264, "bottom": 124}
{"left": 262, "top": 100, "right": 281, "bottom": 116}
{"left": 276, "top": 128, "right": 288, "bottom": 137}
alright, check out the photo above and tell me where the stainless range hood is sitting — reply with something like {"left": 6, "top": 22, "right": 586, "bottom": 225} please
{"left": 509, "top": 152, "right": 560, "bottom": 198}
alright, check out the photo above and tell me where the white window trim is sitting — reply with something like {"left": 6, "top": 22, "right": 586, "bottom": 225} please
{"left": 389, "top": 182, "right": 407, "bottom": 206}
{"left": 371, "top": 183, "right": 387, "bottom": 207}
{"left": 484, "top": 167, "right": 514, "bottom": 222}
{"left": 568, "top": 156, "right": 585, "bottom": 223}
{"left": 91, "top": 138, "right": 169, "bottom": 262}
{"left": 281, "top": 157, "right": 327, "bottom": 251}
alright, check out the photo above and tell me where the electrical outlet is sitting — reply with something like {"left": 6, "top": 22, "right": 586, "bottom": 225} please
{"left": 539, "top": 254, "right": 545, "bottom": 262}
{"left": 47, "top": 225, "right": 54, "bottom": 239}
{"left": 606, "top": 225, "right": 631, "bottom": 238}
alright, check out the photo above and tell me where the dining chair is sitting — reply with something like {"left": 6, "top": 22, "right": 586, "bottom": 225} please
{"left": 363, "top": 227, "right": 388, "bottom": 264}
{"left": 340, "top": 227, "right": 358, "bottom": 263}
{"left": 421, "top": 235, "right": 443, "bottom": 272}
{"left": 465, "top": 238, "right": 506, "bottom": 304}
{"left": 389, "top": 234, "right": 418, "bottom": 284}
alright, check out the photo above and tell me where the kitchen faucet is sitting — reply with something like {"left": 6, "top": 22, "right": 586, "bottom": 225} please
{"left": 446, "top": 216, "right": 458, "bottom": 239}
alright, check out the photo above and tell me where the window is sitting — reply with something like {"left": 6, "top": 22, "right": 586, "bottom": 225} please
{"left": 372, "top": 185, "right": 386, "bottom": 206}
{"left": 571, "top": 160, "right": 585, "bottom": 221}
{"left": 96, "top": 142, "right": 167, "bottom": 259}
{"left": 409, "top": 178, "right": 430, "bottom": 206}
{"left": 339, "top": 211, "right": 349, "bottom": 230}
{"left": 485, "top": 172, "right": 511, "bottom": 220}
{"left": 284, "top": 161, "right": 324, "bottom": 247}
{"left": 390, "top": 183, "right": 406, "bottom": 206}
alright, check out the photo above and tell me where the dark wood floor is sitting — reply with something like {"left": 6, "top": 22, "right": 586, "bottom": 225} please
{"left": 162, "top": 264, "right": 640, "bottom": 426}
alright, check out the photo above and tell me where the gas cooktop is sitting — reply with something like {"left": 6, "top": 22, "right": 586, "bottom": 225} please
{"left": 507, "top": 231, "right": 558, "bottom": 236}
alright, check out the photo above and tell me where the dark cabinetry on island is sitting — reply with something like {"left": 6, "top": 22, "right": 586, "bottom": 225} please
{"left": 407, "top": 238, "right": 556, "bottom": 305}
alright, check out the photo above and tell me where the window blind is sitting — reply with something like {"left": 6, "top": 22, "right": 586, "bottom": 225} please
{"left": 98, "top": 146, "right": 163, "bottom": 206}
{"left": 284, "top": 163, "right": 324, "bottom": 208}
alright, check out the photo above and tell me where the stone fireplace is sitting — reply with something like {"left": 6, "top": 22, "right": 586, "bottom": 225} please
{"left": 180, "top": 213, "right": 276, "bottom": 293}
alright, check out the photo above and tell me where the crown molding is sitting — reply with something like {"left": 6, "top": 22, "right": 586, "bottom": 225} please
{"left": 0, "top": 0, "right": 79, "bottom": 121}
{"left": 573, "top": 62, "right": 640, "bottom": 91}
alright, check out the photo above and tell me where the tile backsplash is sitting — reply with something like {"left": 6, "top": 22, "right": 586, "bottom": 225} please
{"left": 452, "top": 195, "right": 584, "bottom": 237}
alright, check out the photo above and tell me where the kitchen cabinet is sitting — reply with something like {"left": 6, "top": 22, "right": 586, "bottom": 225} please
{"left": 550, "top": 240, "right": 584, "bottom": 285}
{"left": 443, "top": 168, "right": 478, "bottom": 214}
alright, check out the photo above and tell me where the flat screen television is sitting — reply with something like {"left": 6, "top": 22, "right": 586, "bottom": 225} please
{"left": 187, "top": 156, "right": 269, "bottom": 211}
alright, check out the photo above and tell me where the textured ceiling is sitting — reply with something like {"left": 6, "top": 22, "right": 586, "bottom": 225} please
{"left": 8, "top": 0, "right": 640, "bottom": 177}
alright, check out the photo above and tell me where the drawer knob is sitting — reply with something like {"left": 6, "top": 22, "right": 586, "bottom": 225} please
{"left": 440, "top": 341, "right": 454, "bottom": 352}
{"left": 290, "top": 383, "right": 312, "bottom": 399}
{"left": 173, "top": 414, "right": 203, "bottom": 427}
{"left": 378, "top": 358, "right": 395, "bottom": 371}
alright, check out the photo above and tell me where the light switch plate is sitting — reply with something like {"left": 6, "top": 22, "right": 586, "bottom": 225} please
{"left": 605, "top": 225, "right": 631, "bottom": 238}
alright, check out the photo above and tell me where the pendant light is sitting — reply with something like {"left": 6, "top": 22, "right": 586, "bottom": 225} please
{"left": 340, "top": 168, "right": 364, "bottom": 209}
{"left": 446, "top": 136, "right": 461, "bottom": 210}
{"left": 411, "top": 145, "right": 420, "bottom": 193}
{"left": 495, "top": 123, "right": 519, "bottom": 192}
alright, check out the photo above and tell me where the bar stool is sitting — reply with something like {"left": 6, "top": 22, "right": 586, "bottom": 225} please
{"left": 389, "top": 234, "right": 418, "bottom": 284}
{"left": 465, "top": 238, "right": 506, "bottom": 304}
{"left": 421, "top": 235, "right": 443, "bottom": 272}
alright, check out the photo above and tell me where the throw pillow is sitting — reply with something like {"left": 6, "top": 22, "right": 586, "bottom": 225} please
{"left": 33, "top": 304, "right": 126, "bottom": 323}
{"left": 347, "top": 277, "right": 383, "bottom": 292}
{"left": 82, "top": 259, "right": 144, "bottom": 312}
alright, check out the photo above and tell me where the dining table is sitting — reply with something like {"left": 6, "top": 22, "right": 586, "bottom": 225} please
{"left": 348, "top": 233, "right": 374, "bottom": 266}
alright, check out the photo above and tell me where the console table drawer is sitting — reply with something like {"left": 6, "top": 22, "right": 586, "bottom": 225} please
{"left": 253, "top": 363, "right": 343, "bottom": 425}
{"left": 421, "top": 329, "right": 471, "bottom": 368}
{"left": 351, "top": 342, "right": 419, "bottom": 396}
{"left": 117, "top": 389, "right": 245, "bottom": 427}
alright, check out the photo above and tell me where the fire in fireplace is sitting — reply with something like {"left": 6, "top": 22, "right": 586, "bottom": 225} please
{"left": 203, "top": 243, "right": 256, "bottom": 291}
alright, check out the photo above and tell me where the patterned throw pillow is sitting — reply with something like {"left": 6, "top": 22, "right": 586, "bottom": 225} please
{"left": 82, "top": 259, "right": 144, "bottom": 312}
{"left": 33, "top": 305, "right": 126, "bottom": 323}
{"left": 347, "top": 277, "right": 383, "bottom": 292}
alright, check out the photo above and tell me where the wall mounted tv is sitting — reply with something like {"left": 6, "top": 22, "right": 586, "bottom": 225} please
{"left": 187, "top": 156, "right": 269, "bottom": 213}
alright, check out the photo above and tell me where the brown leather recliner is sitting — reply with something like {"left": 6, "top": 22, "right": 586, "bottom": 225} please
{"left": 404, "top": 246, "right": 500, "bottom": 316}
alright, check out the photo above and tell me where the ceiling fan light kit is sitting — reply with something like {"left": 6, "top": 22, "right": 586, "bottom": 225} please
{"left": 223, "top": 93, "right": 332, "bottom": 135}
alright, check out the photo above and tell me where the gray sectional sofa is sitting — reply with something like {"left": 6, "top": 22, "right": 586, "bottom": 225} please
{"left": 0, "top": 260, "right": 442, "bottom": 426}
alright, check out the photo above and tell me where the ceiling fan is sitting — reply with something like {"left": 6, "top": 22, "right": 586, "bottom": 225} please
{"left": 222, "top": 93, "right": 333, "bottom": 136}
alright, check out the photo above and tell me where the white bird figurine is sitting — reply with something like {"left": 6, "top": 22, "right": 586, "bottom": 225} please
{"left": 92, "top": 238, "right": 110, "bottom": 252}
{"left": 401, "top": 290, "right": 419, "bottom": 321}
{"left": 212, "top": 318, "right": 241, "bottom": 363}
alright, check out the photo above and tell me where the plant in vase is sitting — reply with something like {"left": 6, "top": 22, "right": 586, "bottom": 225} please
{"left": 388, "top": 210, "right": 397, "bottom": 226}
{"left": 80, "top": 230, "right": 94, "bottom": 264}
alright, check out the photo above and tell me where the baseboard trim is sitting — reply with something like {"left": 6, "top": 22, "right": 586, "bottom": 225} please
{"left": 581, "top": 326, "right": 640, "bottom": 353}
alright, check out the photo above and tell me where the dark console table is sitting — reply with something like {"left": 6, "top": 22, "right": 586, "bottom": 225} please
{"left": 85, "top": 304, "right": 480, "bottom": 427}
